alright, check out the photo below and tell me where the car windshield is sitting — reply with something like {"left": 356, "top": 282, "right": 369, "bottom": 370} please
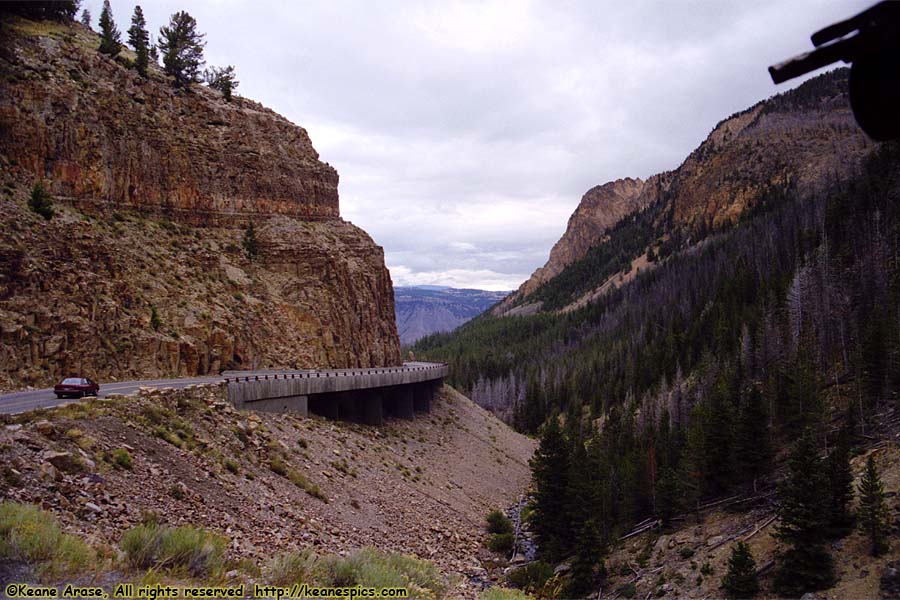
{"left": 62, "top": 378, "right": 83, "bottom": 384}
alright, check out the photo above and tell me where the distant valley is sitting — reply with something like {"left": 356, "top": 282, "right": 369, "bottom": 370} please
{"left": 394, "top": 286, "right": 509, "bottom": 345}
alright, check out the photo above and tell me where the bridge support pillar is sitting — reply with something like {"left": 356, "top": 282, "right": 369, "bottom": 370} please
{"left": 413, "top": 383, "right": 431, "bottom": 413}
{"left": 309, "top": 394, "right": 338, "bottom": 420}
{"left": 394, "top": 386, "right": 414, "bottom": 419}
{"left": 363, "top": 391, "right": 384, "bottom": 427}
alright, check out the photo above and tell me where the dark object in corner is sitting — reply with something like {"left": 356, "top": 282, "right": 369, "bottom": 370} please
{"left": 768, "top": 1, "right": 900, "bottom": 141}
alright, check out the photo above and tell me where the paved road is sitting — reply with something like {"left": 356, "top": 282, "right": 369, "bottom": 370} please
{"left": 0, "top": 363, "right": 444, "bottom": 415}
{"left": 0, "top": 376, "right": 224, "bottom": 415}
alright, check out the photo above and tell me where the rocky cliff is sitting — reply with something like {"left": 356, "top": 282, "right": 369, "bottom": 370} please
{"left": 0, "top": 17, "right": 401, "bottom": 388}
{"left": 497, "top": 69, "right": 870, "bottom": 314}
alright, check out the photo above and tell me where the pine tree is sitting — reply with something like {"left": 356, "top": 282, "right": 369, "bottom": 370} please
{"left": 27, "top": 183, "right": 54, "bottom": 220}
{"left": 97, "top": 0, "right": 121, "bottom": 56}
{"left": 128, "top": 6, "right": 150, "bottom": 78}
{"left": 566, "top": 519, "right": 606, "bottom": 598}
{"left": 735, "top": 385, "right": 772, "bottom": 491}
{"left": 529, "top": 416, "right": 571, "bottom": 562}
{"left": 204, "top": 65, "right": 239, "bottom": 102}
{"left": 722, "top": 541, "right": 758, "bottom": 599}
{"left": 159, "top": 11, "right": 206, "bottom": 87}
{"left": 655, "top": 466, "right": 679, "bottom": 527}
{"left": 773, "top": 428, "right": 835, "bottom": 595}
{"left": 79, "top": 8, "right": 91, "bottom": 27}
{"left": 826, "top": 423, "right": 855, "bottom": 538}
{"left": 858, "top": 455, "right": 889, "bottom": 556}
{"left": 242, "top": 221, "right": 258, "bottom": 261}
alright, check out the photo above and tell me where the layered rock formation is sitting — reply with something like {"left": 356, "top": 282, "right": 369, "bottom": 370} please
{"left": 0, "top": 18, "right": 337, "bottom": 225}
{"left": 498, "top": 69, "right": 870, "bottom": 314}
{"left": 0, "top": 17, "right": 401, "bottom": 388}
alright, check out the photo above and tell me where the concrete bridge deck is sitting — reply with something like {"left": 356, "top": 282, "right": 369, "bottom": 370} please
{"left": 225, "top": 361, "right": 448, "bottom": 425}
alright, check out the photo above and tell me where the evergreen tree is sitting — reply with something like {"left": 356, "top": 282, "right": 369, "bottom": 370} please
{"left": 27, "top": 183, "right": 54, "bottom": 220}
{"left": 242, "top": 221, "right": 258, "bottom": 261}
{"left": 529, "top": 416, "right": 571, "bottom": 562}
{"left": 722, "top": 540, "right": 758, "bottom": 599}
{"left": 566, "top": 519, "right": 606, "bottom": 598}
{"left": 773, "top": 428, "right": 834, "bottom": 595}
{"left": 159, "top": 11, "right": 206, "bottom": 87}
{"left": 149, "top": 35, "right": 160, "bottom": 63}
{"left": 858, "top": 455, "right": 889, "bottom": 556}
{"left": 204, "top": 65, "right": 239, "bottom": 101}
{"left": 655, "top": 466, "right": 679, "bottom": 527}
{"left": 128, "top": 6, "right": 150, "bottom": 78}
{"left": 1, "top": 1, "right": 78, "bottom": 21}
{"left": 826, "top": 423, "right": 855, "bottom": 538}
{"left": 79, "top": 8, "right": 90, "bottom": 27}
{"left": 97, "top": 0, "right": 121, "bottom": 56}
{"left": 735, "top": 385, "right": 772, "bottom": 490}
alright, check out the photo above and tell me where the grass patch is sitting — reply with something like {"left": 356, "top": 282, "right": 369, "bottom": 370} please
{"left": 480, "top": 589, "right": 532, "bottom": 600}
{"left": 316, "top": 547, "right": 445, "bottom": 598}
{"left": 0, "top": 502, "right": 94, "bottom": 578}
{"left": 506, "top": 561, "right": 552, "bottom": 593}
{"left": 266, "top": 550, "right": 317, "bottom": 586}
{"left": 110, "top": 448, "right": 133, "bottom": 470}
{"left": 120, "top": 523, "right": 226, "bottom": 578}
{"left": 223, "top": 458, "right": 239, "bottom": 474}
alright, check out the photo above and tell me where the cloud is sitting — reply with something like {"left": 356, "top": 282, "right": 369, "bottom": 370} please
{"left": 93, "top": 0, "right": 862, "bottom": 289}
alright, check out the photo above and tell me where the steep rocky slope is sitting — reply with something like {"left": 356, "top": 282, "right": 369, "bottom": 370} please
{"left": 497, "top": 69, "right": 870, "bottom": 315}
{"left": 0, "top": 17, "right": 401, "bottom": 388}
{"left": 395, "top": 287, "right": 509, "bottom": 346}
{"left": 0, "top": 384, "right": 535, "bottom": 596}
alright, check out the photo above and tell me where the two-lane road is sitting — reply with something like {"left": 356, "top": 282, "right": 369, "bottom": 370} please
{"left": 0, "top": 376, "right": 225, "bottom": 415}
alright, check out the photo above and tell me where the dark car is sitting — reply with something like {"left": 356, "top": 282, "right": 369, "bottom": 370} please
{"left": 54, "top": 377, "right": 100, "bottom": 399}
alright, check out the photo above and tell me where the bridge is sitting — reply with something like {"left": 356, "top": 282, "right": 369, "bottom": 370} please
{"left": 225, "top": 361, "right": 449, "bottom": 426}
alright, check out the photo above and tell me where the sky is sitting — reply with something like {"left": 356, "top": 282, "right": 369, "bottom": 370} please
{"left": 85, "top": 0, "right": 864, "bottom": 291}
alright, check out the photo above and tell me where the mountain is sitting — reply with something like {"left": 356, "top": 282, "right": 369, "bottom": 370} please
{"left": 413, "top": 67, "right": 900, "bottom": 597}
{"left": 394, "top": 286, "right": 509, "bottom": 346}
{"left": 0, "top": 15, "right": 401, "bottom": 388}
{"left": 414, "top": 68, "right": 900, "bottom": 596}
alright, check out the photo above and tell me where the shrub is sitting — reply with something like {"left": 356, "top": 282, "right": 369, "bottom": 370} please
{"left": 679, "top": 546, "right": 695, "bottom": 559}
{"left": 223, "top": 458, "right": 239, "bottom": 474}
{"left": 120, "top": 523, "right": 226, "bottom": 577}
{"left": 487, "top": 533, "right": 515, "bottom": 554}
{"left": 110, "top": 448, "right": 133, "bottom": 470}
{"left": 266, "top": 550, "right": 317, "bottom": 586}
{"left": 506, "top": 561, "right": 553, "bottom": 591}
{"left": 269, "top": 457, "right": 288, "bottom": 476}
{"left": 480, "top": 589, "right": 532, "bottom": 600}
{"left": 316, "top": 547, "right": 445, "bottom": 598}
{"left": 0, "top": 502, "right": 93, "bottom": 577}
{"left": 28, "top": 183, "right": 54, "bottom": 220}
{"left": 150, "top": 306, "right": 161, "bottom": 331}
{"left": 486, "top": 510, "right": 513, "bottom": 535}
{"left": 617, "top": 583, "right": 637, "bottom": 599}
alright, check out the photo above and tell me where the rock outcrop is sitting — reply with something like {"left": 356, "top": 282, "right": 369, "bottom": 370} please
{"left": 0, "top": 17, "right": 401, "bottom": 388}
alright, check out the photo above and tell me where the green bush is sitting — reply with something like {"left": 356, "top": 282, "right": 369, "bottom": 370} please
{"left": 316, "top": 547, "right": 445, "bottom": 599}
{"left": 487, "top": 532, "right": 515, "bottom": 554}
{"left": 120, "top": 523, "right": 226, "bottom": 577}
{"left": 110, "top": 448, "right": 133, "bottom": 470}
{"left": 480, "top": 588, "right": 532, "bottom": 600}
{"left": 0, "top": 502, "right": 93, "bottom": 577}
{"left": 506, "top": 561, "right": 553, "bottom": 591}
{"left": 266, "top": 550, "right": 317, "bottom": 586}
{"left": 269, "top": 457, "right": 288, "bottom": 476}
{"left": 223, "top": 458, "right": 239, "bottom": 474}
{"left": 486, "top": 510, "right": 513, "bottom": 535}
{"left": 27, "top": 183, "right": 54, "bottom": 220}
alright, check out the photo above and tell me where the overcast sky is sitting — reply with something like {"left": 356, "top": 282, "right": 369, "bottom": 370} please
{"left": 86, "top": 0, "right": 863, "bottom": 290}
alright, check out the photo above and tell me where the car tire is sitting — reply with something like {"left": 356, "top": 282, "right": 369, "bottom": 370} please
{"left": 55, "top": 393, "right": 63, "bottom": 399}
{"left": 78, "top": 391, "right": 84, "bottom": 399}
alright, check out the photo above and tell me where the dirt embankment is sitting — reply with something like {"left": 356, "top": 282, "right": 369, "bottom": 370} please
{"left": 0, "top": 385, "right": 536, "bottom": 595}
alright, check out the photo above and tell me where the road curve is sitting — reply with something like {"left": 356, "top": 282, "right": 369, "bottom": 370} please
{"left": 0, "top": 362, "right": 444, "bottom": 415}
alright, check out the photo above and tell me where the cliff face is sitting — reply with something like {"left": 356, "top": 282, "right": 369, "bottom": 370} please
{"left": 0, "top": 18, "right": 401, "bottom": 388}
{"left": 0, "top": 19, "right": 338, "bottom": 225}
{"left": 498, "top": 69, "right": 870, "bottom": 314}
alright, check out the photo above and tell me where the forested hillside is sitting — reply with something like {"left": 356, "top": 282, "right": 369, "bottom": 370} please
{"left": 414, "top": 69, "right": 900, "bottom": 594}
